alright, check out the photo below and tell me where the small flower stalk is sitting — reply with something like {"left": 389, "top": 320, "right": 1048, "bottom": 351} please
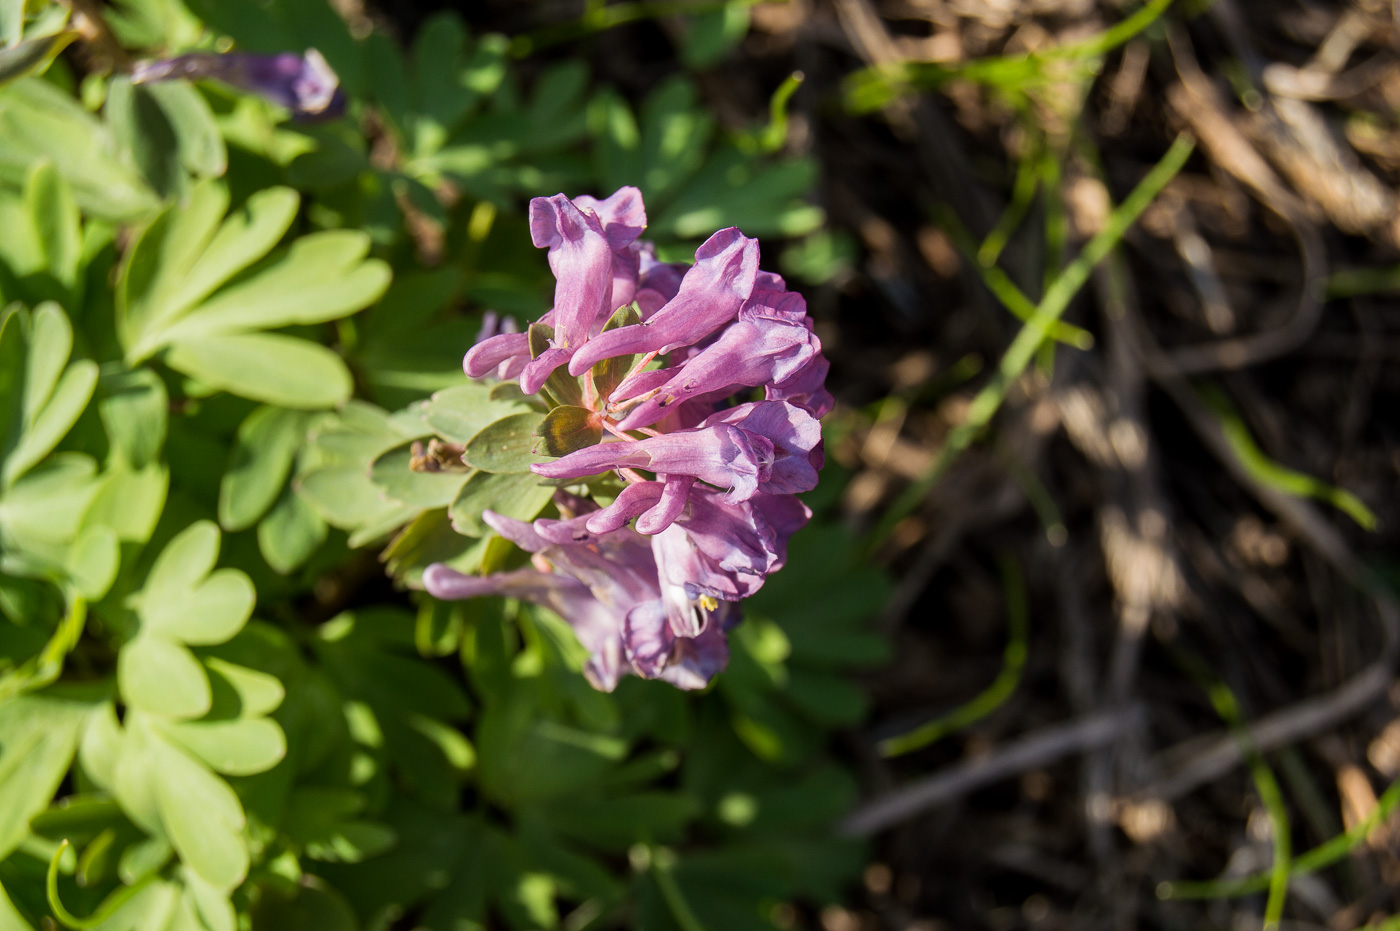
{"left": 425, "top": 188, "right": 831, "bottom": 691}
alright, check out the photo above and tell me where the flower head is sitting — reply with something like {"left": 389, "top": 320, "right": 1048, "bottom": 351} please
{"left": 427, "top": 188, "right": 831, "bottom": 691}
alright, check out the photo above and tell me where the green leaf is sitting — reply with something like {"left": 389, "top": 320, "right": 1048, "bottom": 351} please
{"left": 448, "top": 469, "right": 554, "bottom": 536}
{"left": 156, "top": 186, "right": 299, "bottom": 333}
{"left": 118, "top": 635, "right": 211, "bottom": 719}
{"left": 251, "top": 878, "right": 358, "bottom": 931}
{"left": 0, "top": 78, "right": 159, "bottom": 222}
{"left": 67, "top": 524, "right": 119, "bottom": 599}
{"left": 0, "top": 0, "right": 22, "bottom": 47}
{"left": 204, "top": 657, "right": 284, "bottom": 718}
{"left": 183, "top": 867, "right": 236, "bottom": 931}
{"left": 382, "top": 509, "right": 487, "bottom": 583}
{"left": 139, "top": 521, "right": 254, "bottom": 646}
{"left": 0, "top": 452, "right": 100, "bottom": 545}
{"left": 476, "top": 686, "right": 628, "bottom": 805}
{"left": 160, "top": 231, "right": 391, "bottom": 341}
{"left": 542, "top": 792, "right": 699, "bottom": 853}
{"left": 21, "top": 302, "right": 72, "bottom": 424}
{"left": 281, "top": 788, "right": 397, "bottom": 863}
{"left": 25, "top": 160, "right": 81, "bottom": 290}
{"left": 369, "top": 440, "right": 470, "bottom": 509}
{"left": 3, "top": 357, "right": 98, "bottom": 486}
{"left": 421, "top": 382, "right": 532, "bottom": 444}
{"left": 533, "top": 405, "right": 601, "bottom": 458}
{"left": 98, "top": 367, "right": 168, "bottom": 469}
{"left": 107, "top": 76, "right": 183, "bottom": 199}
{"left": 159, "top": 717, "right": 286, "bottom": 776}
{"left": 219, "top": 406, "right": 311, "bottom": 531}
{"left": 0, "top": 31, "right": 73, "bottom": 88}
{"left": 144, "top": 568, "right": 255, "bottom": 646}
{"left": 118, "top": 179, "right": 231, "bottom": 353}
{"left": 680, "top": 3, "right": 749, "bottom": 69}
{"left": 164, "top": 332, "right": 354, "bottom": 409}
{"left": 144, "top": 81, "right": 226, "bottom": 178}
{"left": 83, "top": 457, "right": 168, "bottom": 543}
{"left": 143, "top": 720, "right": 249, "bottom": 890}
{"left": 257, "top": 487, "right": 328, "bottom": 575}
{"left": 462, "top": 412, "right": 546, "bottom": 473}
{"left": 144, "top": 520, "right": 219, "bottom": 594}
{"left": 0, "top": 692, "right": 93, "bottom": 861}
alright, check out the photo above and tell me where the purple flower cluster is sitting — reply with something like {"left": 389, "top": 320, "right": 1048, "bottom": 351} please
{"left": 424, "top": 188, "right": 831, "bottom": 691}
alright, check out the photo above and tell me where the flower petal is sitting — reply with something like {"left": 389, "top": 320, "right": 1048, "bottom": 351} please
{"left": 567, "top": 227, "right": 760, "bottom": 375}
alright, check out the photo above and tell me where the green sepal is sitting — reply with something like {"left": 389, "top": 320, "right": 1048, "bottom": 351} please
{"left": 532, "top": 405, "right": 602, "bottom": 458}
{"left": 588, "top": 303, "right": 641, "bottom": 403}
{"left": 526, "top": 322, "right": 584, "bottom": 408}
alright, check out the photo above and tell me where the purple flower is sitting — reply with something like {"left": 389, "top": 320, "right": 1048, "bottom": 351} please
{"left": 131, "top": 49, "right": 345, "bottom": 121}
{"left": 428, "top": 187, "right": 831, "bottom": 692}
{"left": 465, "top": 188, "right": 647, "bottom": 390}
{"left": 609, "top": 290, "right": 820, "bottom": 431}
{"left": 566, "top": 227, "right": 760, "bottom": 376}
{"left": 422, "top": 495, "right": 746, "bottom": 691}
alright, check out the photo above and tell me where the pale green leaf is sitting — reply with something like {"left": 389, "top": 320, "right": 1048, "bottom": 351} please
{"left": 146, "top": 724, "right": 248, "bottom": 890}
{"left": 0, "top": 452, "right": 99, "bottom": 544}
{"left": 3, "top": 358, "right": 98, "bottom": 485}
{"left": 144, "top": 520, "right": 219, "bottom": 595}
{"left": 422, "top": 382, "right": 531, "bottom": 444}
{"left": 82, "top": 458, "right": 168, "bottom": 543}
{"left": 164, "top": 332, "right": 353, "bottom": 409}
{"left": 461, "top": 412, "right": 546, "bottom": 473}
{"left": 67, "top": 524, "right": 119, "bottom": 599}
{"left": 118, "top": 635, "right": 210, "bottom": 719}
{"left": 163, "top": 231, "right": 391, "bottom": 340}
{"left": 25, "top": 160, "right": 81, "bottom": 290}
{"left": 106, "top": 76, "right": 183, "bottom": 199}
{"left": 143, "top": 569, "right": 254, "bottom": 646}
{"left": 448, "top": 469, "right": 554, "bottom": 536}
{"left": 182, "top": 867, "right": 235, "bottom": 931}
{"left": 257, "top": 485, "right": 327, "bottom": 574}
{"left": 369, "top": 440, "right": 470, "bottom": 509}
{"left": 0, "top": 79, "right": 159, "bottom": 222}
{"left": 0, "top": 691, "right": 92, "bottom": 860}
{"left": 98, "top": 367, "right": 168, "bottom": 469}
{"left": 0, "top": 0, "right": 22, "bottom": 47}
{"left": 159, "top": 717, "right": 286, "bottom": 776}
{"left": 219, "top": 406, "right": 310, "bottom": 532}
{"left": 145, "top": 80, "right": 226, "bottom": 178}
{"left": 204, "top": 658, "right": 284, "bottom": 718}
{"left": 77, "top": 701, "right": 122, "bottom": 793}
{"left": 155, "top": 186, "right": 299, "bottom": 329}
{"left": 118, "top": 180, "right": 229, "bottom": 355}
{"left": 296, "top": 465, "right": 406, "bottom": 530}
{"left": 21, "top": 301, "right": 72, "bottom": 426}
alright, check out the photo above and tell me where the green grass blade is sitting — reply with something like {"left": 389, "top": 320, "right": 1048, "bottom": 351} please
{"left": 1201, "top": 385, "right": 1377, "bottom": 530}
{"left": 1162, "top": 776, "right": 1400, "bottom": 901}
{"left": 866, "top": 134, "right": 1194, "bottom": 550}
{"left": 978, "top": 145, "right": 1041, "bottom": 267}
{"left": 933, "top": 204, "right": 1095, "bottom": 349}
{"left": 878, "top": 552, "right": 1028, "bottom": 756}
{"left": 844, "top": 0, "right": 1176, "bottom": 110}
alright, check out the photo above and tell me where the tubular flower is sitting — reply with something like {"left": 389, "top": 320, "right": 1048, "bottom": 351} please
{"left": 131, "top": 48, "right": 345, "bottom": 121}
{"left": 425, "top": 188, "right": 831, "bottom": 691}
